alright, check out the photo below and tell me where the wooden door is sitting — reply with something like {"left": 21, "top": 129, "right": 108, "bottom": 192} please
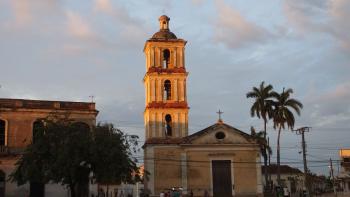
{"left": 212, "top": 160, "right": 232, "bottom": 197}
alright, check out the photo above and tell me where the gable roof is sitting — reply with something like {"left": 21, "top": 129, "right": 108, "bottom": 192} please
{"left": 144, "top": 122, "right": 257, "bottom": 146}
{"left": 183, "top": 122, "right": 255, "bottom": 143}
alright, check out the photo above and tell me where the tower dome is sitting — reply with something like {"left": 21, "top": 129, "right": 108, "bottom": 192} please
{"left": 151, "top": 15, "right": 177, "bottom": 40}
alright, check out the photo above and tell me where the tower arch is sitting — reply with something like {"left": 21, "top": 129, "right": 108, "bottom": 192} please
{"left": 164, "top": 114, "right": 172, "bottom": 137}
{"left": 164, "top": 80, "right": 171, "bottom": 101}
{"left": 162, "top": 49, "right": 170, "bottom": 68}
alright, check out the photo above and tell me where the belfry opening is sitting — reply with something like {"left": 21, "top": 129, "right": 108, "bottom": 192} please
{"left": 163, "top": 49, "right": 170, "bottom": 68}
{"left": 164, "top": 80, "right": 171, "bottom": 101}
{"left": 165, "top": 114, "right": 172, "bottom": 137}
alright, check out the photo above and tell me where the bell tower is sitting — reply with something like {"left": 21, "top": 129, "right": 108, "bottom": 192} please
{"left": 143, "top": 15, "right": 188, "bottom": 139}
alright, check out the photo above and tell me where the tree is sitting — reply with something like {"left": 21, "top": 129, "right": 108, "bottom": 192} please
{"left": 251, "top": 128, "right": 272, "bottom": 159}
{"left": 91, "top": 123, "right": 140, "bottom": 197}
{"left": 10, "top": 119, "right": 49, "bottom": 197}
{"left": 251, "top": 127, "right": 273, "bottom": 165}
{"left": 246, "top": 81, "right": 277, "bottom": 189}
{"left": 10, "top": 118, "right": 139, "bottom": 197}
{"left": 272, "top": 88, "right": 303, "bottom": 185}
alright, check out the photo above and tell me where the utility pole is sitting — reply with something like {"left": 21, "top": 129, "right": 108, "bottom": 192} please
{"left": 329, "top": 158, "right": 337, "bottom": 197}
{"left": 294, "top": 127, "right": 311, "bottom": 196}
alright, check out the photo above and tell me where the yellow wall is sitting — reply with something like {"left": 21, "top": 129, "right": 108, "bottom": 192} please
{"left": 340, "top": 149, "right": 350, "bottom": 158}
{"left": 145, "top": 145, "right": 262, "bottom": 197}
{"left": 0, "top": 108, "right": 96, "bottom": 148}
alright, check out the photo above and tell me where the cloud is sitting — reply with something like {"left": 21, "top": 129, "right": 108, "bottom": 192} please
{"left": 65, "top": 11, "right": 95, "bottom": 39}
{"left": 9, "top": 0, "right": 32, "bottom": 27}
{"left": 283, "top": 0, "right": 328, "bottom": 32}
{"left": 93, "top": 0, "right": 149, "bottom": 47}
{"left": 328, "top": 0, "right": 350, "bottom": 50}
{"left": 191, "top": 0, "right": 205, "bottom": 6}
{"left": 145, "top": 0, "right": 173, "bottom": 10}
{"left": 283, "top": 0, "right": 350, "bottom": 51}
{"left": 94, "top": 0, "right": 113, "bottom": 14}
{"left": 6, "top": 0, "right": 62, "bottom": 28}
{"left": 94, "top": 0, "right": 142, "bottom": 25}
{"left": 213, "top": 0, "right": 272, "bottom": 48}
{"left": 305, "top": 81, "right": 350, "bottom": 127}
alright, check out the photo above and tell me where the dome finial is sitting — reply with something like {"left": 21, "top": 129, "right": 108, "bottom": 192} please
{"left": 159, "top": 15, "right": 170, "bottom": 30}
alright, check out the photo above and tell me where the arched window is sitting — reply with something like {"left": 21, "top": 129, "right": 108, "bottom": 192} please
{"left": 164, "top": 80, "right": 171, "bottom": 101}
{"left": 165, "top": 114, "right": 172, "bottom": 137}
{"left": 0, "top": 120, "right": 5, "bottom": 146}
{"left": 0, "top": 170, "right": 5, "bottom": 197}
{"left": 163, "top": 49, "right": 170, "bottom": 68}
{"left": 33, "top": 120, "right": 44, "bottom": 144}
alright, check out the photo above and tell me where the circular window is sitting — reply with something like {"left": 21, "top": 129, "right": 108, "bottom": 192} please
{"left": 215, "top": 131, "right": 226, "bottom": 140}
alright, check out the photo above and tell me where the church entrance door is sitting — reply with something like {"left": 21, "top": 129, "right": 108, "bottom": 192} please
{"left": 212, "top": 160, "right": 232, "bottom": 197}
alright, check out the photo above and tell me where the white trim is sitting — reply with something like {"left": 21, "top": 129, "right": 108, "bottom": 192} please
{"left": 209, "top": 156, "right": 235, "bottom": 196}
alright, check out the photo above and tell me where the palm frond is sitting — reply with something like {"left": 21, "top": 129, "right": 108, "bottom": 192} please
{"left": 246, "top": 91, "right": 258, "bottom": 98}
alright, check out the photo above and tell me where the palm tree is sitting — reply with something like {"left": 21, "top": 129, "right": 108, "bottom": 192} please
{"left": 251, "top": 127, "right": 273, "bottom": 162}
{"left": 272, "top": 88, "right": 303, "bottom": 185}
{"left": 246, "top": 81, "right": 276, "bottom": 189}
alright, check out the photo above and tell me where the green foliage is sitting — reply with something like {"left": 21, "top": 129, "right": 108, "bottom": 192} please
{"left": 246, "top": 81, "right": 277, "bottom": 123}
{"left": 272, "top": 88, "right": 303, "bottom": 186}
{"left": 11, "top": 119, "right": 55, "bottom": 185}
{"left": 247, "top": 82, "right": 303, "bottom": 188}
{"left": 272, "top": 88, "right": 303, "bottom": 130}
{"left": 247, "top": 81, "right": 277, "bottom": 189}
{"left": 91, "top": 123, "right": 140, "bottom": 184}
{"left": 10, "top": 118, "right": 140, "bottom": 197}
{"left": 251, "top": 129, "right": 272, "bottom": 155}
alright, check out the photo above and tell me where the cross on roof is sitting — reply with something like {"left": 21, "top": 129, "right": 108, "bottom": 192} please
{"left": 217, "top": 109, "right": 223, "bottom": 123}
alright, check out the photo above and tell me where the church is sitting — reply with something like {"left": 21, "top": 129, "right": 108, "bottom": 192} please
{"left": 143, "top": 15, "right": 263, "bottom": 197}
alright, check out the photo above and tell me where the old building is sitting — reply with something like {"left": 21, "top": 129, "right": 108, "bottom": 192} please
{"left": 338, "top": 149, "right": 350, "bottom": 193}
{"left": 143, "top": 15, "right": 263, "bottom": 197}
{"left": 262, "top": 164, "right": 304, "bottom": 195}
{"left": 0, "top": 98, "right": 98, "bottom": 197}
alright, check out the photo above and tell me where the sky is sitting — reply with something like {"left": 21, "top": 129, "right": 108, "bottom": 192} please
{"left": 0, "top": 0, "right": 350, "bottom": 175}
